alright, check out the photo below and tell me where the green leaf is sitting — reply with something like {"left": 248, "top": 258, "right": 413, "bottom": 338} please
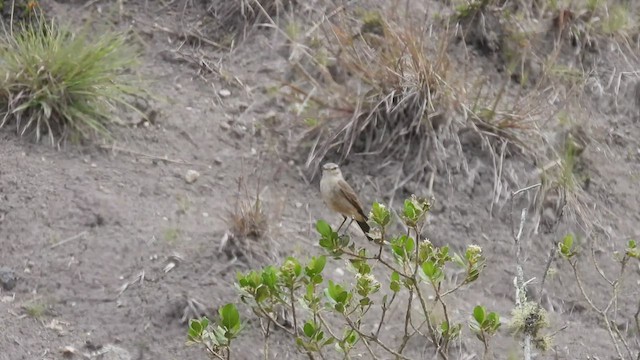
{"left": 486, "top": 312, "right": 500, "bottom": 328}
{"left": 441, "top": 320, "right": 449, "bottom": 333}
{"left": 303, "top": 322, "right": 315, "bottom": 338}
{"left": 390, "top": 271, "right": 401, "bottom": 292}
{"left": 325, "top": 280, "right": 349, "bottom": 307}
{"left": 319, "top": 237, "right": 331, "bottom": 248}
{"left": 219, "top": 303, "right": 240, "bottom": 331}
{"left": 316, "top": 220, "right": 332, "bottom": 237}
{"left": 559, "top": 233, "right": 575, "bottom": 258}
{"left": 200, "top": 317, "right": 209, "bottom": 330}
{"left": 473, "top": 305, "right": 486, "bottom": 324}
{"left": 391, "top": 235, "right": 415, "bottom": 258}
{"left": 343, "top": 329, "right": 357, "bottom": 344}
{"left": 403, "top": 200, "right": 417, "bottom": 222}
{"left": 323, "top": 337, "right": 335, "bottom": 346}
{"left": 422, "top": 260, "right": 436, "bottom": 278}
{"left": 188, "top": 318, "right": 204, "bottom": 340}
{"left": 254, "top": 285, "right": 270, "bottom": 303}
{"left": 314, "top": 256, "right": 327, "bottom": 274}
{"left": 371, "top": 202, "right": 391, "bottom": 227}
{"left": 262, "top": 266, "right": 278, "bottom": 287}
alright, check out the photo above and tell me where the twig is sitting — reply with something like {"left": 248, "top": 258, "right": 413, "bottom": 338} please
{"left": 50, "top": 231, "right": 88, "bottom": 249}
{"left": 570, "top": 261, "right": 625, "bottom": 359}
{"left": 99, "top": 144, "right": 210, "bottom": 167}
{"left": 342, "top": 315, "right": 411, "bottom": 360}
{"left": 135, "top": 18, "right": 228, "bottom": 50}
{"left": 375, "top": 292, "right": 396, "bottom": 338}
{"left": 511, "top": 183, "right": 533, "bottom": 360}
{"left": 536, "top": 243, "right": 556, "bottom": 302}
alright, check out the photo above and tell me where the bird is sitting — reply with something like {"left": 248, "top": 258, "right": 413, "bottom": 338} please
{"left": 320, "top": 162, "right": 372, "bottom": 241}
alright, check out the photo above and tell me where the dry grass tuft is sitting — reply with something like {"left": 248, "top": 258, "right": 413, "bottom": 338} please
{"left": 279, "top": 4, "right": 547, "bottom": 191}
{"left": 205, "top": 0, "right": 296, "bottom": 37}
{"left": 226, "top": 177, "right": 268, "bottom": 240}
{"left": 284, "top": 8, "right": 463, "bottom": 183}
{"left": 220, "top": 172, "right": 281, "bottom": 269}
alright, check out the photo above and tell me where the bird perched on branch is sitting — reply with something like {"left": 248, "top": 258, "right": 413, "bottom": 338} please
{"left": 320, "top": 163, "right": 372, "bottom": 241}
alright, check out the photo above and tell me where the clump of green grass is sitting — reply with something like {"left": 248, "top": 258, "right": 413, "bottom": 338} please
{"left": 23, "top": 300, "right": 48, "bottom": 318}
{"left": 0, "top": 12, "right": 141, "bottom": 146}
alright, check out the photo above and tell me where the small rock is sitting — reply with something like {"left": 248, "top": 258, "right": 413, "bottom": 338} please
{"left": 97, "top": 344, "right": 133, "bottom": 360}
{"left": 0, "top": 267, "right": 16, "bottom": 291}
{"left": 213, "top": 157, "right": 222, "bottom": 165}
{"left": 218, "top": 89, "right": 231, "bottom": 98}
{"left": 184, "top": 170, "right": 200, "bottom": 184}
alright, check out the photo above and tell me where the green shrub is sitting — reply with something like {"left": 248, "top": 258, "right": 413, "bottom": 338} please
{"left": 0, "top": 12, "right": 141, "bottom": 146}
{"left": 189, "top": 196, "right": 500, "bottom": 360}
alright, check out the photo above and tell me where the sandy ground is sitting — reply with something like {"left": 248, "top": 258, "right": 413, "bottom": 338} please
{"left": 1, "top": 1, "right": 640, "bottom": 359}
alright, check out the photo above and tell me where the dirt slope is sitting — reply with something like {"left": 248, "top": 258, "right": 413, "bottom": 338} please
{"left": 1, "top": 1, "right": 639, "bottom": 359}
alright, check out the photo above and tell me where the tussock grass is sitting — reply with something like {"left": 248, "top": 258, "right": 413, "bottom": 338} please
{"left": 286, "top": 10, "right": 461, "bottom": 183}
{"left": 280, "top": 5, "right": 546, "bottom": 191}
{"left": 0, "top": 13, "right": 141, "bottom": 146}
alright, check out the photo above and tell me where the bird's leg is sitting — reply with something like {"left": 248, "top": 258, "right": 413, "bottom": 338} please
{"left": 336, "top": 216, "right": 348, "bottom": 233}
{"left": 342, "top": 218, "right": 355, "bottom": 236}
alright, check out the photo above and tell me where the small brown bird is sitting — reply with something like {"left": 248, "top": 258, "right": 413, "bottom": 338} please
{"left": 320, "top": 163, "right": 372, "bottom": 240}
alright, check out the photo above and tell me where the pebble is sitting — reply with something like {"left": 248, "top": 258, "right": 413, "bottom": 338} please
{"left": 0, "top": 267, "right": 17, "bottom": 291}
{"left": 184, "top": 170, "right": 200, "bottom": 184}
{"left": 218, "top": 89, "right": 231, "bottom": 97}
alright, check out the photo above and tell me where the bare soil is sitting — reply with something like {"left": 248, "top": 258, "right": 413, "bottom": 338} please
{"left": 1, "top": 1, "right": 639, "bottom": 360}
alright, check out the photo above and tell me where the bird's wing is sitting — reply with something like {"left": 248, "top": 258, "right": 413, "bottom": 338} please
{"left": 338, "top": 179, "right": 367, "bottom": 220}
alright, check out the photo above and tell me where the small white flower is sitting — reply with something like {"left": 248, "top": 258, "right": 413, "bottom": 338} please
{"left": 468, "top": 244, "right": 482, "bottom": 253}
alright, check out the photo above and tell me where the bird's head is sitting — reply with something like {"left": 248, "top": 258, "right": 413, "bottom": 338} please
{"left": 322, "top": 162, "right": 342, "bottom": 177}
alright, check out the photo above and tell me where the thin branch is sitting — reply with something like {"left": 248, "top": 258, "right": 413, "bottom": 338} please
{"left": 514, "top": 204, "right": 531, "bottom": 360}
{"left": 396, "top": 290, "right": 414, "bottom": 354}
{"left": 375, "top": 292, "right": 397, "bottom": 338}
{"left": 342, "top": 315, "right": 412, "bottom": 360}
{"left": 570, "top": 262, "right": 625, "bottom": 359}
{"left": 290, "top": 286, "right": 299, "bottom": 336}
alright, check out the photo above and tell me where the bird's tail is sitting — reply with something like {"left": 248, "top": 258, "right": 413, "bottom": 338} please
{"left": 356, "top": 219, "right": 372, "bottom": 241}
